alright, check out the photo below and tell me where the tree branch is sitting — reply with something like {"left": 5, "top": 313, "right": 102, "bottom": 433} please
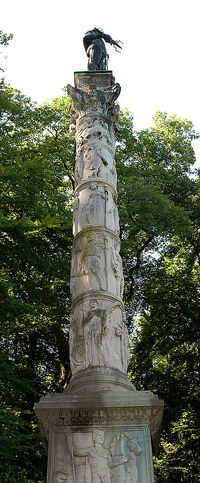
{"left": 127, "top": 235, "right": 154, "bottom": 301}
{"left": 63, "top": 162, "right": 75, "bottom": 190}
{"left": 51, "top": 323, "right": 71, "bottom": 389}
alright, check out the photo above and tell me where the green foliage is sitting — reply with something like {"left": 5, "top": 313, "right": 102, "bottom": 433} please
{"left": 116, "top": 108, "right": 200, "bottom": 481}
{"left": 128, "top": 217, "right": 200, "bottom": 482}
{"left": 0, "top": 39, "right": 75, "bottom": 478}
{"left": 154, "top": 409, "right": 200, "bottom": 482}
{"left": 0, "top": 30, "right": 13, "bottom": 46}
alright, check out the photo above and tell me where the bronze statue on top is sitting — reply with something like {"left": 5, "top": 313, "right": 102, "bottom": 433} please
{"left": 83, "top": 27, "right": 122, "bottom": 71}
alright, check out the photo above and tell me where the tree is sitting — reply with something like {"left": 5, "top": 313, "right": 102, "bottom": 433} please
{"left": 0, "top": 54, "right": 76, "bottom": 479}
{"left": 117, "top": 112, "right": 200, "bottom": 481}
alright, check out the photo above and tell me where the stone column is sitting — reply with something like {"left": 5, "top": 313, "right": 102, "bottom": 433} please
{"left": 35, "top": 71, "right": 164, "bottom": 483}
{"left": 67, "top": 71, "right": 130, "bottom": 393}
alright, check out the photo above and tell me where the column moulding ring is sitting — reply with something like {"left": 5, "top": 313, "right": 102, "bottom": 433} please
{"left": 74, "top": 178, "right": 117, "bottom": 197}
{"left": 72, "top": 225, "right": 121, "bottom": 245}
{"left": 71, "top": 290, "right": 124, "bottom": 310}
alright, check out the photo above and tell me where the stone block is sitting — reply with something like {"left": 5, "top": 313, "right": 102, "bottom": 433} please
{"left": 74, "top": 71, "right": 115, "bottom": 92}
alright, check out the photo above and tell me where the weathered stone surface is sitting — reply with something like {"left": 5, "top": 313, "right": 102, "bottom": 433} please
{"left": 74, "top": 71, "right": 115, "bottom": 92}
{"left": 69, "top": 300, "right": 129, "bottom": 375}
{"left": 47, "top": 427, "right": 152, "bottom": 482}
{"left": 35, "top": 383, "right": 163, "bottom": 451}
{"left": 73, "top": 184, "right": 119, "bottom": 236}
{"left": 35, "top": 70, "right": 163, "bottom": 482}
{"left": 67, "top": 71, "right": 129, "bottom": 382}
{"left": 35, "top": 387, "right": 163, "bottom": 481}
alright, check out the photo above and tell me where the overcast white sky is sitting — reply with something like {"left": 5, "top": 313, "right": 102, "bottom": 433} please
{"left": 1, "top": 0, "right": 200, "bottom": 161}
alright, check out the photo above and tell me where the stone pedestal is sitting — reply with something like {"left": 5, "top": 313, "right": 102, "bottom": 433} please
{"left": 35, "top": 387, "right": 163, "bottom": 482}
{"left": 35, "top": 71, "right": 163, "bottom": 482}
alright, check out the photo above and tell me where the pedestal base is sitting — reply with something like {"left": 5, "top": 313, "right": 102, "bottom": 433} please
{"left": 35, "top": 378, "right": 163, "bottom": 482}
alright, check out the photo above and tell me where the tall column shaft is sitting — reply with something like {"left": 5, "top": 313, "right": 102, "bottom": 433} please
{"left": 68, "top": 72, "right": 129, "bottom": 378}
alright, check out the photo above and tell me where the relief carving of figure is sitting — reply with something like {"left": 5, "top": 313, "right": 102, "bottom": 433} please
{"left": 109, "top": 432, "right": 142, "bottom": 483}
{"left": 70, "top": 238, "right": 82, "bottom": 298}
{"left": 72, "top": 192, "right": 80, "bottom": 235}
{"left": 111, "top": 241, "right": 124, "bottom": 298}
{"left": 70, "top": 251, "right": 79, "bottom": 299}
{"left": 70, "top": 299, "right": 129, "bottom": 373}
{"left": 82, "top": 300, "right": 109, "bottom": 367}
{"left": 73, "top": 430, "right": 111, "bottom": 482}
{"left": 69, "top": 309, "right": 85, "bottom": 373}
{"left": 82, "top": 183, "right": 106, "bottom": 227}
{"left": 105, "top": 191, "right": 120, "bottom": 234}
{"left": 101, "top": 303, "right": 129, "bottom": 372}
{"left": 75, "top": 145, "right": 84, "bottom": 184}
{"left": 80, "top": 233, "right": 106, "bottom": 292}
{"left": 83, "top": 145, "right": 108, "bottom": 179}
{"left": 77, "top": 119, "right": 111, "bottom": 147}
{"left": 73, "top": 430, "right": 127, "bottom": 483}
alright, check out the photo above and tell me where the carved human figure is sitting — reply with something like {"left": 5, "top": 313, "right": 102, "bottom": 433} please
{"left": 109, "top": 432, "right": 142, "bottom": 483}
{"left": 70, "top": 251, "right": 79, "bottom": 299}
{"left": 105, "top": 191, "right": 120, "bottom": 234}
{"left": 78, "top": 120, "right": 112, "bottom": 147}
{"left": 101, "top": 304, "right": 129, "bottom": 372}
{"left": 80, "top": 233, "right": 106, "bottom": 291}
{"left": 70, "top": 299, "right": 129, "bottom": 373}
{"left": 111, "top": 241, "right": 124, "bottom": 297}
{"left": 83, "top": 183, "right": 106, "bottom": 227}
{"left": 82, "top": 300, "right": 109, "bottom": 367}
{"left": 73, "top": 430, "right": 126, "bottom": 483}
{"left": 113, "top": 195, "right": 120, "bottom": 234}
{"left": 72, "top": 192, "right": 79, "bottom": 235}
{"left": 73, "top": 430, "right": 111, "bottom": 482}
{"left": 75, "top": 145, "right": 84, "bottom": 184}
{"left": 83, "top": 145, "right": 108, "bottom": 179}
{"left": 80, "top": 145, "right": 116, "bottom": 185}
{"left": 70, "top": 237, "right": 83, "bottom": 299}
{"left": 69, "top": 308, "right": 85, "bottom": 373}
{"left": 74, "top": 185, "right": 107, "bottom": 235}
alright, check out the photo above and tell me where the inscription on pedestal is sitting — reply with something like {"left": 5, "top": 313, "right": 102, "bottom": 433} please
{"left": 74, "top": 71, "right": 114, "bottom": 92}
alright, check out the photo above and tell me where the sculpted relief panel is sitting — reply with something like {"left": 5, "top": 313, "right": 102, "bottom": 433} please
{"left": 52, "top": 430, "right": 143, "bottom": 483}
{"left": 73, "top": 185, "right": 119, "bottom": 236}
{"left": 70, "top": 233, "right": 123, "bottom": 299}
{"left": 75, "top": 144, "right": 117, "bottom": 187}
{"left": 76, "top": 117, "right": 115, "bottom": 150}
{"left": 69, "top": 298, "right": 129, "bottom": 375}
{"left": 74, "top": 117, "right": 117, "bottom": 188}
